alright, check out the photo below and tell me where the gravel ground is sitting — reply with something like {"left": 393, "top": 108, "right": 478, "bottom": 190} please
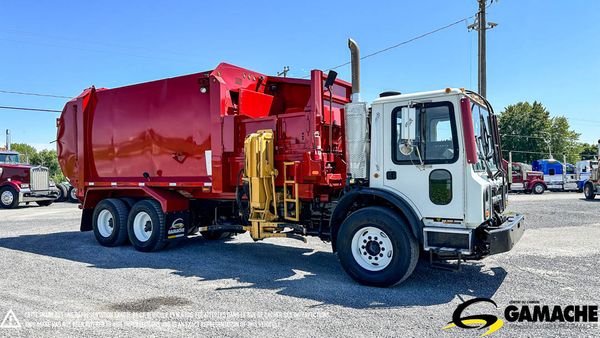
{"left": 0, "top": 193, "right": 598, "bottom": 337}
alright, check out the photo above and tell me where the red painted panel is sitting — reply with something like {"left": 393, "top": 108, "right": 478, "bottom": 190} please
{"left": 58, "top": 62, "right": 352, "bottom": 202}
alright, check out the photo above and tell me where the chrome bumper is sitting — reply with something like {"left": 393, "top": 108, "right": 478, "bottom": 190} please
{"left": 19, "top": 187, "right": 60, "bottom": 203}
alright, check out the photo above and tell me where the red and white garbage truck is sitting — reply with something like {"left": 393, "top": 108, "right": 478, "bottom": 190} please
{"left": 57, "top": 40, "right": 524, "bottom": 286}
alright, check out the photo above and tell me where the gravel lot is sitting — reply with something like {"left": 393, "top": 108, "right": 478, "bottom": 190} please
{"left": 0, "top": 193, "right": 598, "bottom": 337}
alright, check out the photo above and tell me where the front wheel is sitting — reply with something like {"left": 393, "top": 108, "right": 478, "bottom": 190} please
{"left": 584, "top": 183, "right": 596, "bottom": 200}
{"left": 0, "top": 186, "right": 19, "bottom": 209}
{"left": 532, "top": 183, "right": 545, "bottom": 195}
{"left": 336, "top": 206, "right": 418, "bottom": 287}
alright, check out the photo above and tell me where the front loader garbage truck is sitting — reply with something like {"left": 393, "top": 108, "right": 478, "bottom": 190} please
{"left": 57, "top": 39, "right": 524, "bottom": 286}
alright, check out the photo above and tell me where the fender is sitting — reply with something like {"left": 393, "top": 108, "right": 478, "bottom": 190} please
{"left": 527, "top": 179, "right": 546, "bottom": 190}
{"left": 329, "top": 187, "right": 422, "bottom": 252}
{"left": 0, "top": 180, "right": 22, "bottom": 192}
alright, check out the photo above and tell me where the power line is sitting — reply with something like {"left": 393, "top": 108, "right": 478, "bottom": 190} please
{"left": 0, "top": 105, "right": 61, "bottom": 113}
{"left": 0, "top": 89, "right": 71, "bottom": 99}
{"left": 304, "top": 13, "right": 480, "bottom": 78}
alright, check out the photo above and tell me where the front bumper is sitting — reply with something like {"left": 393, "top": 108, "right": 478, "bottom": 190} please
{"left": 423, "top": 214, "right": 525, "bottom": 259}
{"left": 485, "top": 214, "right": 525, "bottom": 255}
{"left": 19, "top": 187, "right": 60, "bottom": 203}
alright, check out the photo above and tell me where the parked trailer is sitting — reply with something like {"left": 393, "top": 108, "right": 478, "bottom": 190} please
{"left": 56, "top": 40, "right": 524, "bottom": 286}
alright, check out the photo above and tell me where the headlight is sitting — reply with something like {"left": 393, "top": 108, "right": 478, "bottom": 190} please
{"left": 20, "top": 183, "right": 30, "bottom": 189}
{"left": 0, "top": 167, "right": 3, "bottom": 176}
{"left": 49, "top": 180, "right": 56, "bottom": 187}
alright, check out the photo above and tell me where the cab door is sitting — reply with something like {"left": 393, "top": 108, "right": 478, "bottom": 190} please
{"left": 380, "top": 98, "right": 464, "bottom": 220}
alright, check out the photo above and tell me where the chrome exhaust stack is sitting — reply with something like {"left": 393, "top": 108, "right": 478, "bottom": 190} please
{"left": 5, "top": 129, "right": 10, "bottom": 151}
{"left": 344, "top": 38, "right": 369, "bottom": 180}
{"left": 348, "top": 38, "right": 361, "bottom": 102}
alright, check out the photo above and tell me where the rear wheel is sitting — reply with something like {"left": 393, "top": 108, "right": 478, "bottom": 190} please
{"left": 55, "top": 183, "right": 67, "bottom": 202}
{"left": 336, "top": 206, "right": 418, "bottom": 287}
{"left": 67, "top": 186, "right": 79, "bottom": 203}
{"left": 92, "top": 198, "right": 129, "bottom": 246}
{"left": 532, "top": 183, "right": 545, "bottom": 195}
{"left": 0, "top": 186, "right": 19, "bottom": 209}
{"left": 584, "top": 182, "right": 595, "bottom": 200}
{"left": 127, "top": 199, "right": 168, "bottom": 252}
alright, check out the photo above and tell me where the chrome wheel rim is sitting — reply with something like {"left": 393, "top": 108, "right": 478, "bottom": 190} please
{"left": 1, "top": 191, "right": 14, "bottom": 205}
{"left": 133, "top": 211, "right": 153, "bottom": 242}
{"left": 535, "top": 185, "right": 543, "bottom": 193}
{"left": 351, "top": 226, "right": 394, "bottom": 271}
{"left": 97, "top": 209, "right": 114, "bottom": 238}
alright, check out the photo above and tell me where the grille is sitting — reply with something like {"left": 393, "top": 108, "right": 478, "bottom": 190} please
{"left": 30, "top": 167, "right": 49, "bottom": 191}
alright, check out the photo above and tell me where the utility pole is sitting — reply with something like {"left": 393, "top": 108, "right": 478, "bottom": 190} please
{"left": 277, "top": 66, "right": 290, "bottom": 77}
{"left": 468, "top": 0, "right": 497, "bottom": 98}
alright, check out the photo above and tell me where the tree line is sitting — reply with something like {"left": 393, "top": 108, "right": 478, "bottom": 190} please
{"left": 9, "top": 143, "right": 65, "bottom": 183}
{"left": 498, "top": 101, "right": 594, "bottom": 164}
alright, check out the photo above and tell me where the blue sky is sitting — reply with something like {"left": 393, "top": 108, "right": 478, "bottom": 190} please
{"left": 1, "top": 1, "right": 599, "bottom": 149}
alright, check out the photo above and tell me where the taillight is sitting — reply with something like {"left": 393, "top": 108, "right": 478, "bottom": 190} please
{"left": 460, "top": 97, "right": 478, "bottom": 164}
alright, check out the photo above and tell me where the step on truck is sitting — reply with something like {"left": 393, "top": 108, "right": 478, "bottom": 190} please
{"left": 56, "top": 39, "right": 525, "bottom": 286}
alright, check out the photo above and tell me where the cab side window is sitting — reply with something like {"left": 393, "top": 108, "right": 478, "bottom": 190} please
{"left": 392, "top": 102, "right": 458, "bottom": 165}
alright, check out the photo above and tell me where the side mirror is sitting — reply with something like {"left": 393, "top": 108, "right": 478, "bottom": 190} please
{"left": 399, "top": 107, "right": 417, "bottom": 156}
{"left": 401, "top": 107, "right": 417, "bottom": 141}
{"left": 324, "top": 70, "right": 338, "bottom": 89}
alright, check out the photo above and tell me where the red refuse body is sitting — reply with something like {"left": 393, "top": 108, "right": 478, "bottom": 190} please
{"left": 57, "top": 63, "right": 351, "bottom": 208}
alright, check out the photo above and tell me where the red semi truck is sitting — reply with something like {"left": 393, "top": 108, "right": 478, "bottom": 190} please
{"left": 0, "top": 130, "right": 59, "bottom": 208}
{"left": 503, "top": 159, "right": 546, "bottom": 194}
{"left": 57, "top": 40, "right": 524, "bottom": 286}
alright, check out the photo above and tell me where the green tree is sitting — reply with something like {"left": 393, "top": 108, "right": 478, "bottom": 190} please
{"left": 10, "top": 143, "right": 37, "bottom": 163}
{"left": 498, "top": 101, "right": 581, "bottom": 164}
{"left": 30, "top": 149, "right": 64, "bottom": 183}
{"left": 8, "top": 143, "right": 65, "bottom": 183}
{"left": 579, "top": 142, "right": 598, "bottom": 160}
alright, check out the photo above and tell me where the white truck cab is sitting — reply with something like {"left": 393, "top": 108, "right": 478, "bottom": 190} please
{"left": 364, "top": 88, "right": 519, "bottom": 257}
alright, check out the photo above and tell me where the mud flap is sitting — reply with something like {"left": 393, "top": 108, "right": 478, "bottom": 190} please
{"left": 164, "top": 210, "right": 191, "bottom": 241}
{"left": 80, "top": 208, "right": 94, "bottom": 231}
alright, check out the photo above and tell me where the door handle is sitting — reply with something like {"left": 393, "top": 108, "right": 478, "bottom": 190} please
{"left": 386, "top": 171, "right": 397, "bottom": 180}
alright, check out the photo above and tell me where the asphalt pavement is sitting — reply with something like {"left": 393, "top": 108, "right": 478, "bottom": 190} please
{"left": 0, "top": 193, "right": 598, "bottom": 337}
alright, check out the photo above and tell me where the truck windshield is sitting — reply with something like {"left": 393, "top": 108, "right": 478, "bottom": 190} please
{"left": 471, "top": 103, "right": 498, "bottom": 172}
{"left": 0, "top": 153, "right": 21, "bottom": 164}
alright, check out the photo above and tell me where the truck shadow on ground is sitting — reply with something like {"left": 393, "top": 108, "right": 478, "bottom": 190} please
{"left": 0, "top": 231, "right": 507, "bottom": 309}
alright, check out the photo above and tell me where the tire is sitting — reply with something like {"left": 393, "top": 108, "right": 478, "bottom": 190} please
{"left": 120, "top": 197, "right": 137, "bottom": 209}
{"left": 127, "top": 199, "right": 168, "bottom": 252}
{"left": 532, "top": 183, "right": 545, "bottom": 195}
{"left": 57, "top": 183, "right": 69, "bottom": 202}
{"left": 584, "top": 183, "right": 595, "bottom": 200}
{"left": 67, "top": 186, "right": 79, "bottom": 203}
{"left": 92, "top": 198, "right": 129, "bottom": 247}
{"left": 200, "top": 231, "right": 233, "bottom": 240}
{"left": 36, "top": 200, "right": 53, "bottom": 207}
{"left": 0, "top": 186, "right": 20, "bottom": 209}
{"left": 336, "top": 206, "right": 419, "bottom": 287}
